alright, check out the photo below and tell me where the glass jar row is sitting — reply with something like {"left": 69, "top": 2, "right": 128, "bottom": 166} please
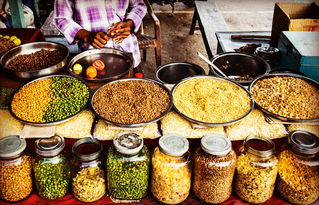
{"left": 0, "top": 131, "right": 318, "bottom": 205}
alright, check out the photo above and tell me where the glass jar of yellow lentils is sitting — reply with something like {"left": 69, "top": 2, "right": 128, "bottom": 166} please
{"left": 0, "top": 136, "right": 32, "bottom": 202}
{"left": 151, "top": 134, "right": 191, "bottom": 204}
{"left": 71, "top": 137, "right": 105, "bottom": 202}
{"left": 235, "top": 135, "right": 278, "bottom": 204}
{"left": 193, "top": 134, "right": 236, "bottom": 204}
{"left": 277, "top": 131, "right": 319, "bottom": 205}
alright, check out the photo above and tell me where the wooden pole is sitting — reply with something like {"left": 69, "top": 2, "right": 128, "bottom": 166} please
{"left": 8, "top": 0, "right": 26, "bottom": 28}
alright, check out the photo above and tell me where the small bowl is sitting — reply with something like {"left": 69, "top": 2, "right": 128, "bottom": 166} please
{"left": 156, "top": 62, "right": 206, "bottom": 86}
{"left": 209, "top": 52, "right": 271, "bottom": 85}
{"left": 0, "top": 41, "right": 69, "bottom": 80}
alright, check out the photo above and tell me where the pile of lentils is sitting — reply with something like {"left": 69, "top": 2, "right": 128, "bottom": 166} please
{"left": 92, "top": 80, "right": 171, "bottom": 124}
{"left": 11, "top": 76, "right": 89, "bottom": 123}
{"left": 7, "top": 49, "right": 66, "bottom": 71}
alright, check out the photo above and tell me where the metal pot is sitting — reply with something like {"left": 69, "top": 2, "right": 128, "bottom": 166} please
{"left": 209, "top": 52, "right": 271, "bottom": 85}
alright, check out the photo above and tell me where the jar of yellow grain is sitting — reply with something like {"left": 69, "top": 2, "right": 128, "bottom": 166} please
{"left": 193, "top": 134, "right": 236, "bottom": 204}
{"left": 0, "top": 136, "right": 32, "bottom": 202}
{"left": 277, "top": 130, "right": 319, "bottom": 205}
{"left": 235, "top": 135, "right": 278, "bottom": 204}
{"left": 151, "top": 134, "right": 191, "bottom": 204}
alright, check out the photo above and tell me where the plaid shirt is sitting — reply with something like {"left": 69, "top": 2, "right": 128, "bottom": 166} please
{"left": 54, "top": 0, "right": 147, "bottom": 67}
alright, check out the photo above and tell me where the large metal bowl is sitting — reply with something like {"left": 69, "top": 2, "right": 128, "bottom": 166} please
{"left": 209, "top": 52, "right": 271, "bottom": 85}
{"left": 68, "top": 48, "right": 133, "bottom": 82}
{"left": 9, "top": 75, "right": 90, "bottom": 126}
{"left": 249, "top": 73, "right": 319, "bottom": 122}
{"left": 0, "top": 42, "right": 69, "bottom": 80}
{"left": 91, "top": 78, "right": 173, "bottom": 127}
{"left": 172, "top": 75, "right": 254, "bottom": 127}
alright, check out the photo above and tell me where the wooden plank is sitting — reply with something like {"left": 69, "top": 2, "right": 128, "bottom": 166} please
{"left": 8, "top": 0, "right": 26, "bottom": 28}
{"left": 194, "top": 1, "right": 228, "bottom": 58}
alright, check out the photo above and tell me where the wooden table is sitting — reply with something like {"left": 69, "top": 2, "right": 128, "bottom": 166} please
{"left": 189, "top": 1, "right": 227, "bottom": 59}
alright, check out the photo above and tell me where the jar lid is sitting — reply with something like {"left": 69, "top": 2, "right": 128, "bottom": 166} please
{"left": 159, "top": 134, "right": 189, "bottom": 157}
{"left": 289, "top": 130, "right": 319, "bottom": 155}
{"left": 72, "top": 137, "right": 102, "bottom": 161}
{"left": 201, "top": 134, "right": 231, "bottom": 156}
{"left": 0, "top": 135, "right": 26, "bottom": 159}
{"left": 113, "top": 132, "right": 143, "bottom": 155}
{"left": 244, "top": 135, "right": 275, "bottom": 159}
{"left": 35, "top": 135, "right": 65, "bottom": 157}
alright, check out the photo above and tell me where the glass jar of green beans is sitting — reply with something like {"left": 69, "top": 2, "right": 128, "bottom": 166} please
{"left": 107, "top": 132, "right": 150, "bottom": 200}
{"left": 71, "top": 137, "right": 105, "bottom": 202}
{"left": 33, "top": 135, "right": 71, "bottom": 200}
{"left": 0, "top": 136, "right": 32, "bottom": 202}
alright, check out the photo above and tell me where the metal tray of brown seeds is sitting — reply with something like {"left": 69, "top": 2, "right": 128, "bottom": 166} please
{"left": 249, "top": 73, "right": 319, "bottom": 122}
{"left": 8, "top": 75, "right": 90, "bottom": 126}
{"left": 91, "top": 78, "right": 173, "bottom": 127}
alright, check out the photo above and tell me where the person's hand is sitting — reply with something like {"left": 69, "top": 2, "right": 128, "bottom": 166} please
{"left": 75, "top": 29, "right": 109, "bottom": 48}
{"left": 108, "top": 20, "right": 134, "bottom": 44}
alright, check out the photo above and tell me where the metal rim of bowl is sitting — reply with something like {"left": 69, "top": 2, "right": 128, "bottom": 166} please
{"left": 67, "top": 48, "right": 133, "bottom": 82}
{"left": 8, "top": 74, "right": 91, "bottom": 126}
{"left": 91, "top": 78, "right": 173, "bottom": 127}
{"left": 0, "top": 41, "right": 69, "bottom": 78}
{"left": 209, "top": 52, "right": 271, "bottom": 84}
{"left": 248, "top": 73, "right": 319, "bottom": 122}
{"left": 171, "top": 75, "right": 254, "bottom": 127}
{"left": 269, "top": 67, "right": 306, "bottom": 76}
{"left": 155, "top": 61, "right": 206, "bottom": 84}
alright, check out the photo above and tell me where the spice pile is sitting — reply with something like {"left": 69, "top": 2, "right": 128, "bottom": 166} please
{"left": 0, "top": 155, "right": 32, "bottom": 202}
{"left": 72, "top": 167, "right": 105, "bottom": 202}
{"left": 173, "top": 77, "right": 251, "bottom": 123}
{"left": 11, "top": 76, "right": 89, "bottom": 123}
{"left": 92, "top": 80, "right": 171, "bottom": 124}
{"left": 193, "top": 148, "right": 236, "bottom": 204}
{"left": 151, "top": 147, "right": 191, "bottom": 204}
{"left": 251, "top": 76, "right": 319, "bottom": 119}
{"left": 7, "top": 49, "right": 66, "bottom": 71}
{"left": 107, "top": 146, "right": 150, "bottom": 200}
{"left": 34, "top": 155, "right": 71, "bottom": 200}
{"left": 0, "top": 36, "right": 16, "bottom": 55}
{"left": 277, "top": 150, "right": 319, "bottom": 205}
{"left": 235, "top": 153, "right": 278, "bottom": 203}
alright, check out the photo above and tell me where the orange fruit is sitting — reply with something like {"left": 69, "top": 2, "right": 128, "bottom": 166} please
{"left": 86, "top": 66, "right": 97, "bottom": 78}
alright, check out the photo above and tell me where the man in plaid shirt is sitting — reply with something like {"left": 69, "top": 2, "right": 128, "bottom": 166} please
{"left": 54, "top": 0, "right": 147, "bottom": 67}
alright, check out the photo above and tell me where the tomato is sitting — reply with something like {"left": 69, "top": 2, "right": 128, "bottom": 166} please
{"left": 86, "top": 66, "right": 97, "bottom": 78}
{"left": 92, "top": 59, "right": 105, "bottom": 71}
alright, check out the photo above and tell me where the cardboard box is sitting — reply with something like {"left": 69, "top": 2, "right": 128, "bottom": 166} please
{"left": 270, "top": 2, "right": 319, "bottom": 46}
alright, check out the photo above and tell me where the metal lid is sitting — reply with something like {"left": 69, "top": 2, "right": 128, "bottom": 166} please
{"left": 201, "top": 134, "right": 231, "bottom": 156}
{"left": 244, "top": 135, "right": 275, "bottom": 159}
{"left": 35, "top": 135, "right": 65, "bottom": 157}
{"left": 0, "top": 135, "right": 26, "bottom": 159}
{"left": 113, "top": 132, "right": 143, "bottom": 155}
{"left": 159, "top": 134, "right": 189, "bottom": 157}
{"left": 288, "top": 130, "right": 319, "bottom": 155}
{"left": 72, "top": 137, "right": 102, "bottom": 161}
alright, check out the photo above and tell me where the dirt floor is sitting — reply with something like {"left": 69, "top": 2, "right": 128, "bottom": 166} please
{"left": 141, "top": 0, "right": 318, "bottom": 79}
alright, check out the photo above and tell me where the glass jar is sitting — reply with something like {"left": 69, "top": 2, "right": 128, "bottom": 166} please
{"left": 235, "top": 135, "right": 278, "bottom": 203}
{"left": 193, "top": 134, "right": 236, "bottom": 204}
{"left": 0, "top": 135, "right": 32, "bottom": 202}
{"left": 71, "top": 137, "right": 105, "bottom": 202}
{"left": 107, "top": 132, "right": 150, "bottom": 200}
{"left": 33, "top": 135, "right": 71, "bottom": 200}
{"left": 277, "top": 130, "right": 319, "bottom": 205}
{"left": 151, "top": 134, "right": 191, "bottom": 204}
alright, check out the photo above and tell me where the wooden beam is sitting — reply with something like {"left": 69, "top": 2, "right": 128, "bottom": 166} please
{"left": 8, "top": 0, "right": 26, "bottom": 28}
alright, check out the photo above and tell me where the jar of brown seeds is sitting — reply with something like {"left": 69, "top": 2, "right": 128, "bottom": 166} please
{"left": 277, "top": 131, "right": 319, "bottom": 205}
{"left": 193, "top": 134, "right": 236, "bottom": 204}
{"left": 235, "top": 135, "right": 278, "bottom": 204}
{"left": 0, "top": 136, "right": 32, "bottom": 202}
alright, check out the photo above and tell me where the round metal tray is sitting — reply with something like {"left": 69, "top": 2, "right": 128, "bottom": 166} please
{"left": 172, "top": 75, "right": 254, "bottom": 127}
{"left": 0, "top": 42, "right": 69, "bottom": 80}
{"left": 249, "top": 73, "right": 319, "bottom": 122}
{"left": 68, "top": 48, "right": 133, "bottom": 82}
{"left": 9, "top": 75, "right": 90, "bottom": 126}
{"left": 91, "top": 78, "right": 173, "bottom": 127}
